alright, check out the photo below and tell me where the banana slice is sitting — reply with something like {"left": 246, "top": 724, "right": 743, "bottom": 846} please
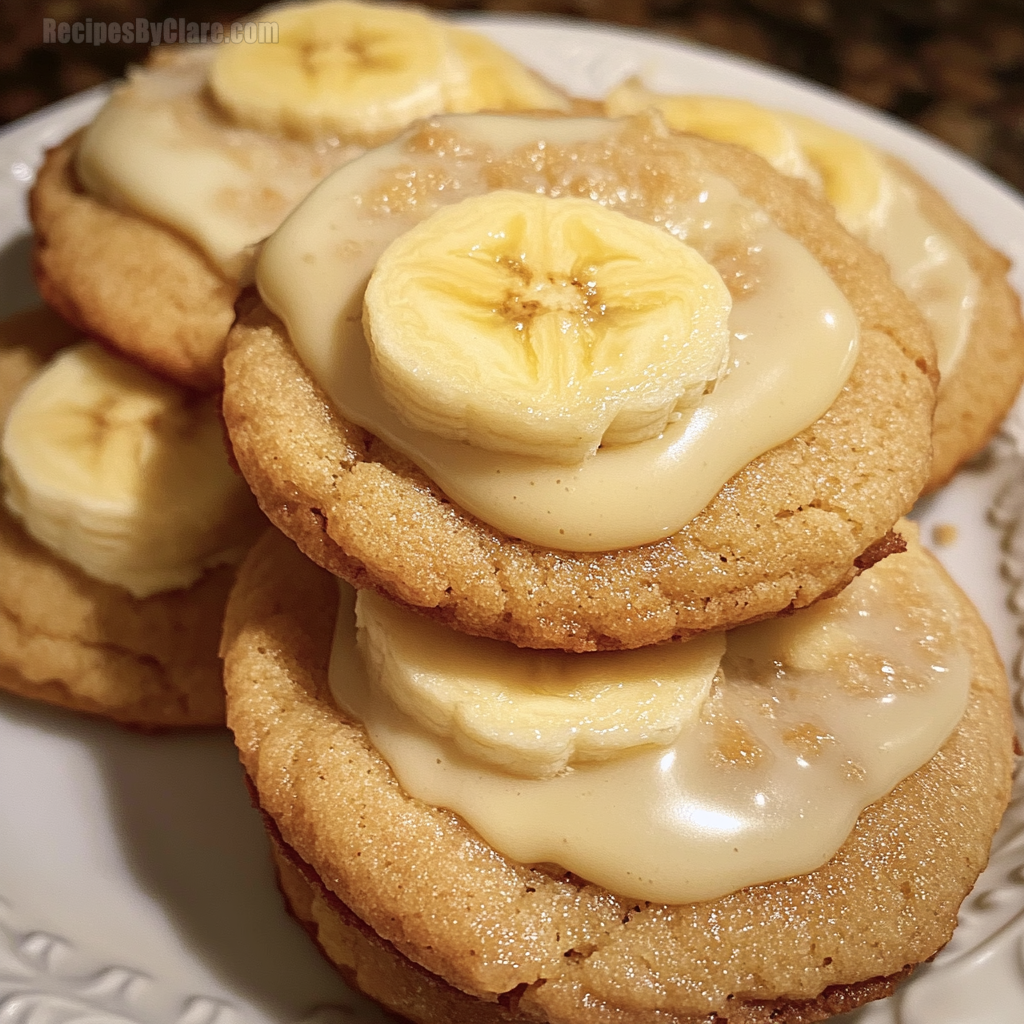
{"left": 442, "top": 27, "right": 570, "bottom": 114}
{"left": 774, "top": 112, "right": 889, "bottom": 235}
{"left": 363, "top": 189, "right": 733, "bottom": 463}
{"left": 602, "top": 86, "right": 974, "bottom": 375}
{"left": 209, "top": 1, "right": 451, "bottom": 141}
{"left": 1, "top": 343, "right": 260, "bottom": 598}
{"left": 604, "top": 82, "right": 889, "bottom": 235}
{"left": 604, "top": 80, "right": 820, "bottom": 183}
{"left": 355, "top": 586, "right": 725, "bottom": 778}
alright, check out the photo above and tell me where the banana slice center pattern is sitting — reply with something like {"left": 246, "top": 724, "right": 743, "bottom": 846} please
{"left": 209, "top": 1, "right": 450, "bottom": 141}
{"left": 1, "top": 343, "right": 262, "bottom": 597}
{"left": 364, "top": 190, "right": 732, "bottom": 461}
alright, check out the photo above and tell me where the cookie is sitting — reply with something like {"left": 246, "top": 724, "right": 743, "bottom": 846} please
{"left": 28, "top": 3, "right": 579, "bottom": 391}
{"left": 30, "top": 134, "right": 238, "bottom": 392}
{"left": 268, "top": 827, "right": 913, "bottom": 1024}
{"left": 221, "top": 525, "right": 1014, "bottom": 1023}
{"left": 223, "top": 117, "right": 937, "bottom": 651}
{"left": 0, "top": 504, "right": 232, "bottom": 729}
{"left": 0, "top": 307, "right": 245, "bottom": 728}
{"left": 892, "top": 157, "right": 1024, "bottom": 488}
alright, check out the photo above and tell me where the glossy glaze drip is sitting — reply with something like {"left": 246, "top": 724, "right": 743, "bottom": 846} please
{"left": 259, "top": 114, "right": 859, "bottom": 549}
{"left": 328, "top": 540, "right": 971, "bottom": 903}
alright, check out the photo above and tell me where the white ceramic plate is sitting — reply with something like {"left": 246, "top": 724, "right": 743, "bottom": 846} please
{"left": 1, "top": 15, "right": 1023, "bottom": 1024}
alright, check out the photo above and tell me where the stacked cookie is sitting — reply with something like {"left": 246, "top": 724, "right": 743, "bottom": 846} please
{"left": 218, "top": 107, "right": 1016, "bottom": 1021}
{"left": 3, "top": 0, "right": 574, "bottom": 727}
{"left": 0, "top": 306, "right": 261, "bottom": 727}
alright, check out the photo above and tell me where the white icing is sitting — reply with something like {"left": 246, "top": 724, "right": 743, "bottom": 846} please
{"left": 862, "top": 169, "right": 977, "bottom": 378}
{"left": 258, "top": 114, "right": 859, "bottom": 550}
{"left": 328, "top": 541, "right": 972, "bottom": 903}
{"left": 75, "top": 48, "right": 359, "bottom": 282}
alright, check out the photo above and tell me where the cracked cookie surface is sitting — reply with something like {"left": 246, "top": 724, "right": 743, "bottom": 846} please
{"left": 0, "top": 307, "right": 229, "bottom": 727}
{"left": 222, "top": 526, "right": 1014, "bottom": 1022}
{"left": 223, "top": 132, "right": 937, "bottom": 651}
{"left": 268, "top": 823, "right": 913, "bottom": 1024}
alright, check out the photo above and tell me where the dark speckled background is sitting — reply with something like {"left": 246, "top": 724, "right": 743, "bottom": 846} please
{"left": 2, "top": 0, "right": 1023, "bottom": 192}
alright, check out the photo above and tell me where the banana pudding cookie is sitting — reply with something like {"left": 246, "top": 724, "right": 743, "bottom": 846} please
{"left": 605, "top": 85, "right": 1024, "bottom": 490}
{"left": 221, "top": 523, "right": 1015, "bottom": 1023}
{"left": 0, "top": 307, "right": 262, "bottom": 728}
{"left": 223, "top": 112, "right": 937, "bottom": 651}
{"left": 30, "top": 0, "right": 575, "bottom": 390}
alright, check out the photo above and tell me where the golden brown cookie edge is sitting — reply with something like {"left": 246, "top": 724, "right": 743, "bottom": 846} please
{"left": 29, "top": 133, "right": 237, "bottom": 392}
{"left": 882, "top": 157, "right": 1024, "bottom": 491}
{"left": 0, "top": 306, "right": 232, "bottom": 728}
{"left": 267, "top": 821, "right": 913, "bottom": 1024}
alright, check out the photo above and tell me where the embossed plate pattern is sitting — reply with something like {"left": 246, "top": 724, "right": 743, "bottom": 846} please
{"left": 0, "top": 15, "right": 1023, "bottom": 1024}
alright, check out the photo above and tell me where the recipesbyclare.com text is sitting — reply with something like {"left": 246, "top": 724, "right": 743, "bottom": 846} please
{"left": 42, "top": 18, "right": 279, "bottom": 46}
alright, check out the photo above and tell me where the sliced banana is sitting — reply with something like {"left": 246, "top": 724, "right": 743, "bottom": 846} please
{"left": 605, "top": 82, "right": 889, "bottom": 235}
{"left": 442, "top": 27, "right": 570, "bottom": 114}
{"left": 363, "top": 189, "right": 733, "bottom": 463}
{"left": 210, "top": 1, "right": 450, "bottom": 142}
{"left": 210, "top": 3, "right": 573, "bottom": 144}
{"left": 1, "top": 343, "right": 261, "bottom": 598}
{"left": 605, "top": 80, "right": 820, "bottom": 183}
{"left": 604, "top": 86, "right": 976, "bottom": 376}
{"left": 774, "top": 112, "right": 890, "bottom": 235}
{"left": 356, "top": 586, "right": 725, "bottom": 778}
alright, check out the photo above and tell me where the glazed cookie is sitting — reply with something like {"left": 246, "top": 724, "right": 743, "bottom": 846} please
{"left": 603, "top": 86, "right": 1024, "bottom": 489}
{"left": 31, "top": 134, "right": 238, "bottom": 391}
{"left": 221, "top": 525, "right": 1014, "bottom": 1023}
{"left": 223, "top": 113, "right": 936, "bottom": 652}
{"left": 897, "top": 158, "right": 1024, "bottom": 487}
{"left": 0, "top": 307, "right": 260, "bottom": 728}
{"left": 29, "top": 1, "right": 575, "bottom": 390}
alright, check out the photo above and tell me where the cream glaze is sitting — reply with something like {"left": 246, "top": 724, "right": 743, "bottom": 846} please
{"left": 862, "top": 168, "right": 977, "bottom": 378}
{"left": 604, "top": 96, "right": 978, "bottom": 378}
{"left": 783, "top": 119, "right": 977, "bottom": 378}
{"left": 76, "top": 47, "right": 359, "bottom": 282}
{"left": 328, "top": 539, "right": 971, "bottom": 903}
{"left": 258, "top": 113, "right": 859, "bottom": 550}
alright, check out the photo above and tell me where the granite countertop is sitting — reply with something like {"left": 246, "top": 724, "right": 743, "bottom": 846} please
{"left": 2, "top": 0, "right": 1022, "bottom": 193}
